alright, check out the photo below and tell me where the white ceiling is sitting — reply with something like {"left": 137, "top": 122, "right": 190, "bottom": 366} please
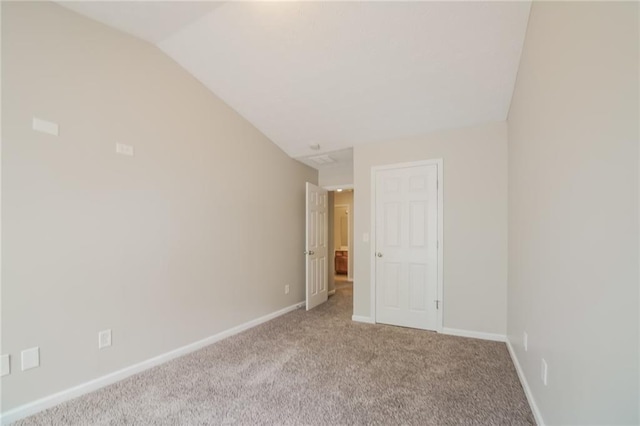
{"left": 59, "top": 2, "right": 224, "bottom": 44}
{"left": 60, "top": 1, "right": 531, "bottom": 164}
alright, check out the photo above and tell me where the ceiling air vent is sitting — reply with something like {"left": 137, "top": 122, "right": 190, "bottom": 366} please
{"left": 309, "top": 155, "right": 335, "bottom": 165}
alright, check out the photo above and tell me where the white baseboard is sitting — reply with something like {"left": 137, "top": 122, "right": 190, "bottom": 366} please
{"left": 441, "top": 327, "right": 506, "bottom": 342}
{"left": 506, "top": 340, "right": 545, "bottom": 426}
{"left": 0, "top": 301, "right": 305, "bottom": 425}
{"left": 351, "top": 315, "right": 375, "bottom": 324}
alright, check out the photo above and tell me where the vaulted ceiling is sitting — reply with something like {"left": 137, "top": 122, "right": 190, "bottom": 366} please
{"left": 60, "top": 1, "right": 531, "bottom": 163}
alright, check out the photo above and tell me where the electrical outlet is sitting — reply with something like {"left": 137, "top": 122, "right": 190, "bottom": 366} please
{"left": 284, "top": 285, "right": 290, "bottom": 294}
{"left": 1, "top": 354, "right": 10, "bottom": 376}
{"left": 99, "top": 329, "right": 112, "bottom": 349}
{"left": 115, "top": 143, "right": 134, "bottom": 157}
{"left": 541, "top": 358, "right": 548, "bottom": 386}
{"left": 21, "top": 347, "right": 40, "bottom": 371}
{"left": 523, "top": 332, "right": 528, "bottom": 351}
{"left": 32, "top": 117, "right": 59, "bottom": 136}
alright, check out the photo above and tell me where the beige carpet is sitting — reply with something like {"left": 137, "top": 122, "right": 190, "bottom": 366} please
{"left": 334, "top": 274, "right": 352, "bottom": 283}
{"left": 17, "top": 286, "right": 534, "bottom": 425}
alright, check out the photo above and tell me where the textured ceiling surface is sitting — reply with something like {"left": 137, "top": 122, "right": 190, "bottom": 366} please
{"left": 60, "top": 1, "right": 531, "bottom": 162}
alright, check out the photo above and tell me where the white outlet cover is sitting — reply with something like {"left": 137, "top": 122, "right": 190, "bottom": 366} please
{"left": 1, "top": 354, "right": 10, "bottom": 377}
{"left": 541, "top": 358, "right": 548, "bottom": 386}
{"left": 523, "top": 332, "right": 528, "bottom": 351}
{"left": 285, "top": 285, "right": 290, "bottom": 294}
{"left": 115, "top": 143, "right": 134, "bottom": 157}
{"left": 99, "top": 329, "right": 112, "bottom": 349}
{"left": 362, "top": 233, "right": 370, "bottom": 243}
{"left": 32, "top": 117, "right": 59, "bottom": 136}
{"left": 21, "top": 347, "right": 40, "bottom": 371}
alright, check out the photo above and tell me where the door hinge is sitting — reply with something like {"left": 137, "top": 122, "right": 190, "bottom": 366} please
{"left": 437, "top": 240, "right": 439, "bottom": 249}
{"left": 435, "top": 300, "right": 440, "bottom": 309}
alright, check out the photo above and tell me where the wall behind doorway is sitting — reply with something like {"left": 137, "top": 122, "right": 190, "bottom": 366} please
{"left": 334, "top": 206, "right": 349, "bottom": 252}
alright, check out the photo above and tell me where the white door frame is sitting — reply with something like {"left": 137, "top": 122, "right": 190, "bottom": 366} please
{"left": 370, "top": 159, "right": 444, "bottom": 332}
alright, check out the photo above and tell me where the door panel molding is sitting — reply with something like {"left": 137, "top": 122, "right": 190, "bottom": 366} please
{"left": 370, "top": 159, "right": 444, "bottom": 332}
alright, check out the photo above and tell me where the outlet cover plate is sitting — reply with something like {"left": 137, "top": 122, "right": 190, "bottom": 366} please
{"left": 99, "top": 329, "right": 112, "bottom": 349}
{"left": 32, "top": 117, "right": 59, "bottom": 136}
{"left": 115, "top": 143, "right": 134, "bottom": 157}
{"left": 21, "top": 347, "right": 40, "bottom": 371}
{"left": 1, "top": 354, "right": 10, "bottom": 376}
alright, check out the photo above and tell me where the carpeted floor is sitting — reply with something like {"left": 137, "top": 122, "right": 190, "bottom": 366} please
{"left": 334, "top": 274, "right": 352, "bottom": 283}
{"left": 17, "top": 286, "right": 534, "bottom": 425}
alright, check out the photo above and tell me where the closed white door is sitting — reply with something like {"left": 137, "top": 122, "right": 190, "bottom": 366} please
{"left": 374, "top": 164, "right": 439, "bottom": 330}
{"left": 306, "top": 182, "right": 328, "bottom": 310}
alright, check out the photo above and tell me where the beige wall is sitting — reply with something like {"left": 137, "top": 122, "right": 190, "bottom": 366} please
{"left": 319, "top": 164, "right": 353, "bottom": 187}
{"left": 1, "top": 2, "right": 316, "bottom": 412}
{"left": 353, "top": 122, "right": 508, "bottom": 335}
{"left": 334, "top": 206, "right": 348, "bottom": 250}
{"left": 507, "top": 2, "right": 639, "bottom": 424}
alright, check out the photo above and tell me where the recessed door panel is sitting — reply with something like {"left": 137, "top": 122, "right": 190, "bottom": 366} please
{"left": 310, "top": 258, "right": 317, "bottom": 294}
{"left": 409, "top": 263, "right": 427, "bottom": 312}
{"left": 409, "top": 201, "right": 427, "bottom": 248}
{"left": 319, "top": 256, "right": 326, "bottom": 292}
{"left": 385, "top": 177, "right": 402, "bottom": 194}
{"left": 409, "top": 175, "right": 427, "bottom": 192}
{"left": 318, "top": 211, "right": 325, "bottom": 247}
{"left": 309, "top": 211, "right": 316, "bottom": 248}
{"left": 384, "top": 203, "right": 401, "bottom": 247}
{"left": 383, "top": 262, "right": 401, "bottom": 309}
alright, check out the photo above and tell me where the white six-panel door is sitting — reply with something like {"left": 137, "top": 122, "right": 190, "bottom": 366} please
{"left": 374, "top": 163, "right": 439, "bottom": 330}
{"left": 306, "top": 182, "right": 328, "bottom": 310}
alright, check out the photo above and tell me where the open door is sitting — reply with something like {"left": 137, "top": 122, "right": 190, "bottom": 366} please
{"left": 305, "top": 182, "right": 328, "bottom": 310}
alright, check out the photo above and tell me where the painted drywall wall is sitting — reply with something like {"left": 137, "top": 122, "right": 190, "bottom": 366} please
{"left": 334, "top": 191, "right": 354, "bottom": 280}
{"left": 507, "top": 2, "right": 639, "bottom": 424}
{"left": 319, "top": 164, "right": 353, "bottom": 187}
{"left": 353, "top": 122, "right": 508, "bottom": 335}
{"left": 334, "top": 206, "right": 348, "bottom": 251}
{"left": 1, "top": 2, "right": 317, "bottom": 412}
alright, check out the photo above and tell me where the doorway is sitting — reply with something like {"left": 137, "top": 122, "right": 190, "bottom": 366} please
{"left": 334, "top": 203, "right": 349, "bottom": 276}
{"left": 330, "top": 188, "right": 353, "bottom": 294}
